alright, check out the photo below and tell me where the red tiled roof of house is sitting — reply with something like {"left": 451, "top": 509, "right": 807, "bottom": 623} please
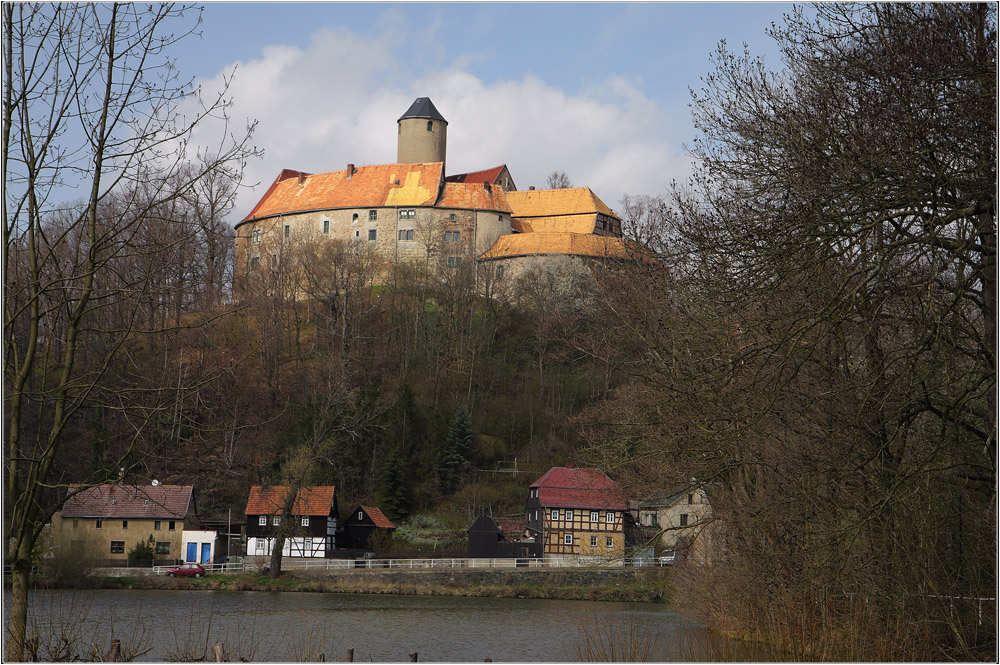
{"left": 497, "top": 517, "right": 525, "bottom": 535}
{"left": 445, "top": 165, "right": 505, "bottom": 185}
{"left": 530, "top": 467, "right": 626, "bottom": 510}
{"left": 61, "top": 484, "right": 192, "bottom": 520}
{"left": 361, "top": 506, "right": 395, "bottom": 529}
{"left": 437, "top": 182, "right": 512, "bottom": 212}
{"left": 246, "top": 486, "right": 336, "bottom": 516}
{"left": 238, "top": 163, "right": 444, "bottom": 225}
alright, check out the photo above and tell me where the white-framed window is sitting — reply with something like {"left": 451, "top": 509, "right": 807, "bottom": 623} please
{"left": 322, "top": 219, "right": 330, "bottom": 234}
{"left": 590, "top": 511, "right": 598, "bottom": 522}
{"left": 565, "top": 510, "right": 574, "bottom": 522}
{"left": 606, "top": 536, "right": 614, "bottom": 548}
{"left": 368, "top": 229, "right": 377, "bottom": 242}
{"left": 273, "top": 516, "right": 281, "bottom": 526}
{"left": 251, "top": 228, "right": 262, "bottom": 243}
{"left": 301, "top": 516, "right": 310, "bottom": 527}
{"left": 590, "top": 535, "right": 598, "bottom": 547}
{"left": 447, "top": 256, "right": 462, "bottom": 267}
{"left": 399, "top": 209, "right": 415, "bottom": 220}
{"left": 304, "top": 537, "right": 313, "bottom": 553}
{"left": 606, "top": 512, "right": 614, "bottom": 523}
{"left": 535, "top": 510, "right": 539, "bottom": 521}
{"left": 398, "top": 229, "right": 414, "bottom": 241}
{"left": 259, "top": 516, "right": 267, "bottom": 526}
{"left": 551, "top": 509, "right": 560, "bottom": 521}
{"left": 256, "top": 539, "right": 265, "bottom": 554}
{"left": 445, "top": 230, "right": 460, "bottom": 242}
{"left": 564, "top": 534, "right": 573, "bottom": 545}
{"left": 143, "top": 499, "right": 150, "bottom": 505}
{"left": 358, "top": 510, "right": 363, "bottom": 520}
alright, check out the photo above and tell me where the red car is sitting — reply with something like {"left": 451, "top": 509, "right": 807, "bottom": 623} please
{"left": 166, "top": 563, "right": 205, "bottom": 578}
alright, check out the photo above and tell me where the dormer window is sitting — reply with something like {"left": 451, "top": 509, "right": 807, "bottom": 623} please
{"left": 110, "top": 499, "right": 116, "bottom": 505}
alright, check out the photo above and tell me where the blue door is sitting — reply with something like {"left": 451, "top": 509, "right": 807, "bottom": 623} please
{"left": 201, "top": 543, "right": 211, "bottom": 564}
{"left": 186, "top": 542, "right": 197, "bottom": 562}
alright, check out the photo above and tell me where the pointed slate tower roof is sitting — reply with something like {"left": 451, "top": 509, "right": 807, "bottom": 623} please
{"left": 399, "top": 97, "right": 447, "bottom": 124}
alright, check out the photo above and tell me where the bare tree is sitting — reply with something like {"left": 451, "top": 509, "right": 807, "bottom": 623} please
{"left": 546, "top": 171, "right": 573, "bottom": 189}
{"left": 3, "top": 4, "right": 258, "bottom": 658}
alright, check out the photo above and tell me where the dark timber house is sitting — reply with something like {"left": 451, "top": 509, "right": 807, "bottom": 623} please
{"left": 245, "top": 485, "right": 338, "bottom": 558}
{"left": 467, "top": 513, "right": 541, "bottom": 560}
{"left": 340, "top": 505, "right": 395, "bottom": 550}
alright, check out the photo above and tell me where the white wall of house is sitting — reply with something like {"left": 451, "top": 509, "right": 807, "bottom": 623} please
{"left": 247, "top": 536, "right": 327, "bottom": 558}
{"left": 181, "top": 530, "right": 217, "bottom": 563}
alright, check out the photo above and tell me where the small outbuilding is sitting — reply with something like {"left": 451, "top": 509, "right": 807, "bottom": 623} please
{"left": 340, "top": 505, "right": 395, "bottom": 550}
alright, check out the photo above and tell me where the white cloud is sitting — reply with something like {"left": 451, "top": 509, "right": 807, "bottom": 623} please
{"left": 185, "top": 24, "right": 690, "bottom": 224}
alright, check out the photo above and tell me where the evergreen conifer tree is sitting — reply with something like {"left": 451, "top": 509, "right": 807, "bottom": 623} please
{"left": 436, "top": 405, "right": 474, "bottom": 493}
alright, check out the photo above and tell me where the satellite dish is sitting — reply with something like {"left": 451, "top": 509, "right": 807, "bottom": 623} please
{"left": 152, "top": 479, "right": 160, "bottom": 486}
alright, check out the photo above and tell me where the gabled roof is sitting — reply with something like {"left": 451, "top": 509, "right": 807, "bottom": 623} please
{"left": 437, "top": 182, "right": 512, "bottom": 212}
{"left": 445, "top": 165, "right": 506, "bottom": 185}
{"left": 238, "top": 163, "right": 444, "bottom": 225}
{"left": 506, "top": 188, "right": 619, "bottom": 220}
{"left": 399, "top": 97, "right": 447, "bottom": 123}
{"left": 529, "top": 467, "right": 626, "bottom": 511}
{"left": 246, "top": 486, "right": 336, "bottom": 517}
{"left": 360, "top": 505, "right": 395, "bottom": 529}
{"left": 478, "top": 232, "right": 637, "bottom": 260}
{"left": 467, "top": 513, "right": 501, "bottom": 534}
{"left": 638, "top": 485, "right": 710, "bottom": 509}
{"left": 61, "top": 484, "right": 192, "bottom": 520}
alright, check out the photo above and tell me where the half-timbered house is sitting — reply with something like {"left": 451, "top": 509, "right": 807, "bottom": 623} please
{"left": 525, "top": 465, "right": 628, "bottom": 563}
{"left": 245, "top": 485, "right": 338, "bottom": 558}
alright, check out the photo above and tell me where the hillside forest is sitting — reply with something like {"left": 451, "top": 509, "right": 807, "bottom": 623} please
{"left": 5, "top": 3, "right": 995, "bottom": 661}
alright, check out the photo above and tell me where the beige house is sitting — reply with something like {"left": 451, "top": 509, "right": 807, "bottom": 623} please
{"left": 634, "top": 485, "right": 714, "bottom": 564}
{"left": 52, "top": 484, "right": 203, "bottom": 562}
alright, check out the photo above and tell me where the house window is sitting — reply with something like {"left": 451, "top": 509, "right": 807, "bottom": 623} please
{"left": 368, "top": 230, "right": 377, "bottom": 242}
{"left": 301, "top": 516, "right": 310, "bottom": 527}
{"left": 259, "top": 516, "right": 267, "bottom": 526}
{"left": 590, "top": 511, "right": 598, "bottom": 522}
{"left": 154, "top": 520, "right": 161, "bottom": 531}
{"left": 251, "top": 228, "right": 262, "bottom": 243}
{"left": 447, "top": 256, "right": 462, "bottom": 267}
{"left": 111, "top": 499, "right": 116, "bottom": 505}
{"left": 565, "top": 510, "right": 574, "bottom": 522}
{"left": 369, "top": 210, "right": 377, "bottom": 221}
{"left": 449, "top": 213, "right": 456, "bottom": 222}
{"left": 688, "top": 494, "right": 694, "bottom": 504}
{"left": 250, "top": 256, "right": 260, "bottom": 270}
{"left": 352, "top": 213, "right": 359, "bottom": 223}
{"left": 95, "top": 519, "right": 102, "bottom": 529}
{"left": 398, "top": 229, "right": 414, "bottom": 241}
{"left": 72, "top": 519, "right": 79, "bottom": 529}
{"left": 143, "top": 499, "right": 150, "bottom": 505}
{"left": 323, "top": 219, "right": 330, "bottom": 234}
{"left": 606, "top": 536, "right": 614, "bottom": 548}
{"left": 564, "top": 534, "right": 573, "bottom": 545}
{"left": 399, "top": 209, "right": 415, "bottom": 220}
{"left": 256, "top": 539, "right": 265, "bottom": 554}
{"left": 304, "top": 537, "right": 313, "bottom": 553}
{"left": 680, "top": 514, "right": 688, "bottom": 527}
{"left": 358, "top": 510, "right": 363, "bottom": 520}
{"left": 110, "top": 541, "right": 125, "bottom": 554}
{"left": 168, "top": 521, "right": 176, "bottom": 530}
{"left": 590, "top": 535, "right": 598, "bottom": 547}
{"left": 427, "top": 120, "right": 433, "bottom": 131}
{"left": 445, "top": 231, "right": 460, "bottom": 242}
{"left": 271, "top": 254, "right": 278, "bottom": 268}
{"left": 156, "top": 542, "right": 171, "bottom": 555}
{"left": 122, "top": 520, "right": 128, "bottom": 529}
{"left": 273, "top": 516, "right": 281, "bottom": 526}
{"left": 283, "top": 224, "right": 290, "bottom": 238}
{"left": 496, "top": 266, "right": 504, "bottom": 279}
{"left": 606, "top": 512, "right": 614, "bottom": 523}
{"left": 551, "top": 509, "right": 559, "bottom": 521}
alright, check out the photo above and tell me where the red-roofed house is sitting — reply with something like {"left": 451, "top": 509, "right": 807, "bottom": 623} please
{"left": 53, "top": 484, "right": 207, "bottom": 562}
{"left": 525, "top": 466, "right": 628, "bottom": 562}
{"left": 340, "top": 505, "right": 396, "bottom": 550}
{"left": 245, "top": 485, "right": 339, "bottom": 558}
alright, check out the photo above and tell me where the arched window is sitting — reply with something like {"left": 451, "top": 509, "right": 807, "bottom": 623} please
{"left": 427, "top": 120, "right": 433, "bottom": 131}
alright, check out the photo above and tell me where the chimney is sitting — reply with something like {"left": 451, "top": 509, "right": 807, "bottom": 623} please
{"left": 529, "top": 186, "right": 535, "bottom": 190}
{"left": 346, "top": 164, "right": 356, "bottom": 180}
{"left": 297, "top": 172, "right": 306, "bottom": 186}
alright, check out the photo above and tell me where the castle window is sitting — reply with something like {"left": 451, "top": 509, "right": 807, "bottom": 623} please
{"left": 399, "top": 209, "right": 415, "bottom": 220}
{"left": 369, "top": 210, "right": 377, "bottom": 221}
{"left": 496, "top": 266, "right": 504, "bottom": 279}
{"left": 368, "top": 230, "right": 377, "bottom": 242}
{"left": 352, "top": 213, "right": 359, "bottom": 223}
{"left": 271, "top": 254, "right": 277, "bottom": 268}
{"left": 447, "top": 256, "right": 462, "bottom": 267}
{"left": 398, "top": 229, "right": 414, "bottom": 241}
{"left": 250, "top": 256, "right": 260, "bottom": 270}
{"left": 283, "top": 224, "right": 290, "bottom": 238}
{"left": 445, "top": 231, "right": 460, "bottom": 242}
{"left": 323, "top": 219, "right": 330, "bottom": 234}
{"left": 427, "top": 121, "right": 433, "bottom": 131}
{"left": 449, "top": 213, "right": 456, "bottom": 222}
{"left": 251, "top": 228, "right": 262, "bottom": 243}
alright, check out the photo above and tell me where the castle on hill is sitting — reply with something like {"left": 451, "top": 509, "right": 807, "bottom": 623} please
{"left": 234, "top": 97, "right": 635, "bottom": 290}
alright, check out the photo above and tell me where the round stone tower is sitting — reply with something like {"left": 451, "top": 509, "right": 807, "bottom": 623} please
{"left": 397, "top": 97, "right": 447, "bottom": 173}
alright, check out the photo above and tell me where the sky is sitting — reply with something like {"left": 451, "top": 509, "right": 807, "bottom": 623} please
{"left": 175, "top": 2, "right": 795, "bottom": 222}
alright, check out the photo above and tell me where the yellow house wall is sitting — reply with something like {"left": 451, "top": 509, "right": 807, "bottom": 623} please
{"left": 52, "top": 514, "right": 183, "bottom": 560}
{"left": 541, "top": 508, "right": 624, "bottom": 557}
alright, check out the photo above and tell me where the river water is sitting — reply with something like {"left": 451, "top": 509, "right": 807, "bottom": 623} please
{"left": 8, "top": 588, "right": 723, "bottom": 662}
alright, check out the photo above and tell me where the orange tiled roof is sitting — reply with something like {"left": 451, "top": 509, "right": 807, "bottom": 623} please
{"left": 361, "top": 505, "right": 395, "bottom": 529}
{"left": 511, "top": 214, "right": 597, "bottom": 234}
{"left": 239, "top": 163, "right": 444, "bottom": 225}
{"left": 478, "top": 232, "right": 636, "bottom": 260}
{"left": 61, "top": 484, "right": 192, "bottom": 520}
{"left": 445, "top": 165, "right": 505, "bottom": 185}
{"left": 437, "top": 182, "right": 512, "bottom": 212}
{"left": 506, "top": 188, "right": 618, "bottom": 219}
{"left": 246, "top": 485, "right": 336, "bottom": 516}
